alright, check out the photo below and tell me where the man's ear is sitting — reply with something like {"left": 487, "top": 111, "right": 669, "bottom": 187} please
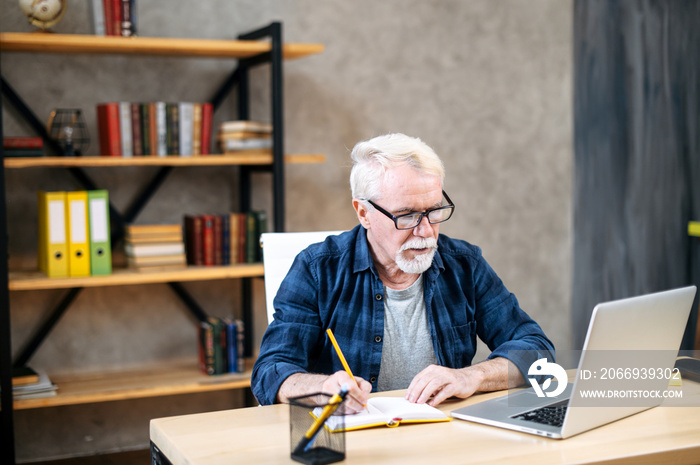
{"left": 353, "top": 198, "right": 371, "bottom": 229}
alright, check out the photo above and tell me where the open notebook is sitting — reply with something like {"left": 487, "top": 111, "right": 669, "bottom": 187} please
{"left": 315, "top": 396, "right": 450, "bottom": 432}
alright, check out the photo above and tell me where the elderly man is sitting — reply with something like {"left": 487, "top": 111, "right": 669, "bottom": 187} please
{"left": 252, "top": 133, "right": 554, "bottom": 413}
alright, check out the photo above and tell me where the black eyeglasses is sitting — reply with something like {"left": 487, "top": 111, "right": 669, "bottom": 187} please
{"left": 367, "top": 190, "right": 455, "bottom": 230}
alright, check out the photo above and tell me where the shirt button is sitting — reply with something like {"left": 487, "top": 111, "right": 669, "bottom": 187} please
{"left": 370, "top": 377, "right": 377, "bottom": 383}
{"left": 375, "top": 294, "right": 383, "bottom": 301}
{"left": 374, "top": 336, "right": 382, "bottom": 343}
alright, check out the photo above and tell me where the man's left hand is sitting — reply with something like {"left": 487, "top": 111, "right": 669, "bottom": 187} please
{"left": 405, "top": 358, "right": 523, "bottom": 407}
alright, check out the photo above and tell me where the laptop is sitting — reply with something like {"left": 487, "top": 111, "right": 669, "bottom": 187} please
{"left": 451, "top": 286, "right": 696, "bottom": 439}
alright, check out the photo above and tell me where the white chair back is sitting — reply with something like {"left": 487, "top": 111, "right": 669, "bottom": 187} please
{"left": 260, "top": 231, "right": 344, "bottom": 324}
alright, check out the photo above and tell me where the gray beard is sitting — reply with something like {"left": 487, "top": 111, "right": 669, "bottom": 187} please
{"left": 395, "top": 238, "right": 438, "bottom": 274}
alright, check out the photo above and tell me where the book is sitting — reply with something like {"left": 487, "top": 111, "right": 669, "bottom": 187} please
{"left": 118, "top": 102, "right": 133, "bottom": 157}
{"left": 3, "top": 136, "right": 43, "bottom": 149}
{"left": 224, "top": 318, "right": 238, "bottom": 373}
{"left": 140, "top": 103, "right": 151, "bottom": 155}
{"left": 131, "top": 102, "right": 143, "bottom": 156}
{"left": 192, "top": 103, "right": 202, "bottom": 156}
{"left": 221, "top": 214, "right": 230, "bottom": 265}
{"left": 234, "top": 318, "right": 245, "bottom": 372}
{"left": 96, "top": 102, "right": 121, "bottom": 156}
{"left": 198, "top": 319, "right": 215, "bottom": 375}
{"left": 213, "top": 214, "right": 222, "bottom": 265}
{"left": 219, "top": 131, "right": 272, "bottom": 140}
{"left": 125, "top": 223, "right": 182, "bottom": 238}
{"left": 3, "top": 148, "right": 43, "bottom": 157}
{"left": 198, "top": 317, "right": 245, "bottom": 376}
{"left": 245, "top": 210, "right": 267, "bottom": 262}
{"left": 126, "top": 233, "right": 183, "bottom": 244}
{"left": 120, "top": 0, "right": 135, "bottom": 37}
{"left": 166, "top": 103, "right": 180, "bottom": 155}
{"left": 90, "top": 0, "right": 106, "bottom": 35}
{"left": 184, "top": 215, "right": 204, "bottom": 265}
{"left": 219, "top": 137, "right": 273, "bottom": 152}
{"left": 229, "top": 212, "right": 241, "bottom": 263}
{"left": 12, "top": 366, "right": 39, "bottom": 387}
{"left": 126, "top": 253, "right": 186, "bottom": 267}
{"left": 234, "top": 213, "right": 247, "bottom": 263}
{"left": 111, "top": 0, "right": 122, "bottom": 37}
{"left": 178, "top": 102, "right": 194, "bottom": 157}
{"left": 13, "top": 370, "right": 57, "bottom": 400}
{"left": 124, "top": 242, "right": 185, "bottom": 257}
{"left": 315, "top": 396, "right": 450, "bottom": 432}
{"left": 148, "top": 102, "right": 158, "bottom": 156}
{"left": 219, "top": 120, "right": 273, "bottom": 134}
{"left": 102, "top": 0, "right": 113, "bottom": 35}
{"left": 202, "top": 214, "right": 215, "bottom": 266}
{"left": 155, "top": 102, "right": 168, "bottom": 157}
{"left": 200, "top": 103, "right": 213, "bottom": 155}
{"left": 211, "top": 317, "right": 225, "bottom": 375}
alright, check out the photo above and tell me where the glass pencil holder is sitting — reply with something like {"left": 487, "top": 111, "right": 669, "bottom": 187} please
{"left": 289, "top": 392, "right": 346, "bottom": 465}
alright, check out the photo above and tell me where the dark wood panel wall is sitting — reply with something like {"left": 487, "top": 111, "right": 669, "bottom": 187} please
{"left": 572, "top": 0, "right": 700, "bottom": 349}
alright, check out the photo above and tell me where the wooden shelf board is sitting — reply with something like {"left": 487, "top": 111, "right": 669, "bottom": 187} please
{"left": 13, "top": 358, "right": 252, "bottom": 410}
{"left": 4, "top": 153, "right": 325, "bottom": 169}
{"left": 0, "top": 33, "right": 324, "bottom": 60}
{"left": 9, "top": 263, "right": 264, "bottom": 291}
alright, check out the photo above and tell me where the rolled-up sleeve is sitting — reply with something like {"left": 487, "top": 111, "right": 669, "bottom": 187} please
{"left": 251, "top": 251, "right": 324, "bottom": 405}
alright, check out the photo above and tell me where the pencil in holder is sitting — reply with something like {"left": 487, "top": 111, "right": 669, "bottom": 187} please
{"left": 289, "top": 392, "right": 346, "bottom": 465}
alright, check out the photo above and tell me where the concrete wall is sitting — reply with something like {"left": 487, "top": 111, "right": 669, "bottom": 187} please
{"left": 1, "top": 0, "right": 572, "bottom": 460}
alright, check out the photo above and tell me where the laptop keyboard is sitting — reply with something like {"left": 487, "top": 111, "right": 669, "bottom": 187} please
{"left": 512, "top": 400, "right": 569, "bottom": 427}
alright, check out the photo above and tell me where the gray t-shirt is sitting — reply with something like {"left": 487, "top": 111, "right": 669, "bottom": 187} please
{"left": 377, "top": 275, "right": 438, "bottom": 391}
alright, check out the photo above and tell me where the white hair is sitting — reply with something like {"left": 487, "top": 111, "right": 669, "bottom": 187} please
{"left": 349, "top": 133, "right": 445, "bottom": 201}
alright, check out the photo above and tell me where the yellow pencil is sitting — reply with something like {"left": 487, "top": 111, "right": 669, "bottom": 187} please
{"left": 326, "top": 328, "right": 359, "bottom": 387}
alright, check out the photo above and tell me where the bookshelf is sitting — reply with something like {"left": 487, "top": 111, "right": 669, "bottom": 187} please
{"left": 4, "top": 153, "right": 326, "bottom": 168}
{"left": 9, "top": 264, "right": 265, "bottom": 291}
{"left": 0, "top": 32, "right": 324, "bottom": 59}
{"left": 13, "top": 358, "right": 255, "bottom": 410}
{"left": 0, "top": 23, "right": 323, "bottom": 463}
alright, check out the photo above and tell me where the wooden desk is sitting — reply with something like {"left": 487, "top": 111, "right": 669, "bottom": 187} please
{"left": 150, "top": 383, "right": 700, "bottom": 465}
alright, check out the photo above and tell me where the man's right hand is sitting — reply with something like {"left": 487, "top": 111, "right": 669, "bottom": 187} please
{"left": 277, "top": 371, "right": 372, "bottom": 414}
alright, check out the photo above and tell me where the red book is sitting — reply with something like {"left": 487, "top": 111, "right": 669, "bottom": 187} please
{"left": 213, "top": 215, "right": 222, "bottom": 265}
{"left": 3, "top": 137, "right": 43, "bottom": 149}
{"left": 96, "top": 103, "right": 121, "bottom": 156}
{"left": 103, "top": 0, "right": 113, "bottom": 35}
{"left": 111, "top": 0, "right": 122, "bottom": 37}
{"left": 200, "top": 102, "right": 213, "bottom": 155}
{"left": 131, "top": 103, "right": 143, "bottom": 156}
{"left": 148, "top": 103, "right": 158, "bottom": 156}
{"left": 202, "top": 214, "right": 215, "bottom": 266}
{"left": 184, "top": 215, "right": 203, "bottom": 265}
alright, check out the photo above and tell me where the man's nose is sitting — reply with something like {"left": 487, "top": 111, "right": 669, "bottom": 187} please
{"left": 413, "top": 215, "right": 433, "bottom": 237}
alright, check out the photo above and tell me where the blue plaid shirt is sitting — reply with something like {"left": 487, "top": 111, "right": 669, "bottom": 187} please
{"left": 251, "top": 225, "right": 554, "bottom": 405}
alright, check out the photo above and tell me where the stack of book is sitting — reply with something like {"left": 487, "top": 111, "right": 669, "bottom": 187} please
{"left": 184, "top": 211, "right": 266, "bottom": 266}
{"left": 12, "top": 367, "right": 57, "bottom": 400}
{"left": 124, "top": 224, "right": 187, "bottom": 270}
{"left": 217, "top": 121, "right": 273, "bottom": 153}
{"left": 91, "top": 0, "right": 137, "bottom": 37}
{"left": 97, "top": 101, "right": 213, "bottom": 157}
{"left": 4, "top": 137, "right": 44, "bottom": 157}
{"left": 198, "top": 316, "right": 245, "bottom": 376}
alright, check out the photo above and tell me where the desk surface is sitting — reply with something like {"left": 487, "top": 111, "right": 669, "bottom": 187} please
{"left": 150, "top": 383, "right": 700, "bottom": 465}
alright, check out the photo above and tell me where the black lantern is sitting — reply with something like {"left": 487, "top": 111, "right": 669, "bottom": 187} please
{"left": 47, "top": 108, "right": 90, "bottom": 156}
